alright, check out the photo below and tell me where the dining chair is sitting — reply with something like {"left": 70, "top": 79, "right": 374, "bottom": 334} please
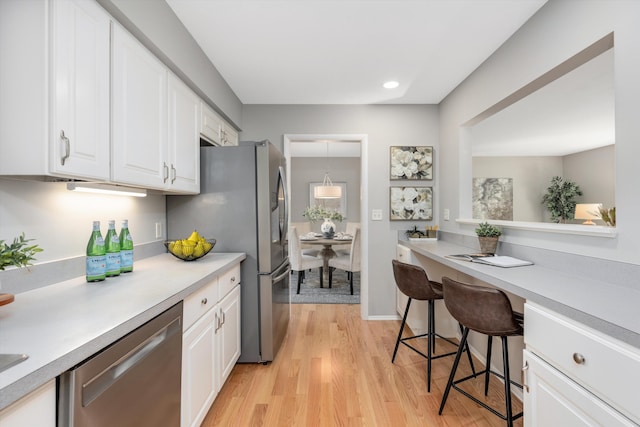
{"left": 288, "top": 226, "right": 324, "bottom": 293}
{"left": 335, "top": 221, "right": 360, "bottom": 255}
{"left": 328, "top": 227, "right": 360, "bottom": 294}
{"left": 290, "top": 221, "right": 320, "bottom": 257}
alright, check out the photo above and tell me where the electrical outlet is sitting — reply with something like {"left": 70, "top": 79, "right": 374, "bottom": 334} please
{"left": 155, "top": 222, "right": 163, "bottom": 239}
{"left": 443, "top": 209, "right": 450, "bottom": 221}
{"left": 371, "top": 209, "right": 383, "bottom": 221}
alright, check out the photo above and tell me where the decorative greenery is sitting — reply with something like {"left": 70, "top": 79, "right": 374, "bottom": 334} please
{"left": 596, "top": 206, "right": 616, "bottom": 227}
{"left": 405, "top": 225, "right": 426, "bottom": 238}
{"left": 541, "top": 176, "right": 583, "bottom": 223}
{"left": 475, "top": 222, "right": 502, "bottom": 238}
{"left": 0, "top": 233, "right": 43, "bottom": 270}
{"left": 302, "top": 205, "right": 344, "bottom": 223}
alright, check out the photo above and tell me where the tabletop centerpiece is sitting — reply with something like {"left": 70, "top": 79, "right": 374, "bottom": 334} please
{"left": 475, "top": 222, "right": 502, "bottom": 254}
{"left": 303, "top": 205, "right": 344, "bottom": 238}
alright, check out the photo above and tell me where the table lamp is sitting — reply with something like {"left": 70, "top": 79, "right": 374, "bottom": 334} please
{"left": 574, "top": 203, "right": 602, "bottom": 225}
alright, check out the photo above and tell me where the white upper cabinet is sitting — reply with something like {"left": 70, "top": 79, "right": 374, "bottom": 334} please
{"left": 111, "top": 23, "right": 168, "bottom": 189}
{"left": 112, "top": 24, "right": 200, "bottom": 193}
{"left": 167, "top": 73, "right": 200, "bottom": 193}
{"left": 0, "top": 0, "right": 110, "bottom": 179}
{"left": 200, "top": 101, "right": 238, "bottom": 147}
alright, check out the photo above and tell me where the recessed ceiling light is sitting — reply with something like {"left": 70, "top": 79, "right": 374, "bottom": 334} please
{"left": 383, "top": 81, "right": 399, "bottom": 89}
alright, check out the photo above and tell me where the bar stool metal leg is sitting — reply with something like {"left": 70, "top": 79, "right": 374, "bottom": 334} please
{"left": 392, "top": 298, "right": 413, "bottom": 363}
{"left": 485, "top": 335, "right": 493, "bottom": 395}
{"left": 502, "top": 336, "right": 514, "bottom": 427}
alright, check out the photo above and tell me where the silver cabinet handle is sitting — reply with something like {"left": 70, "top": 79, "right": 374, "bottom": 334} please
{"left": 221, "top": 308, "right": 226, "bottom": 326}
{"left": 521, "top": 361, "right": 529, "bottom": 393}
{"left": 60, "top": 130, "right": 70, "bottom": 165}
{"left": 573, "top": 352, "right": 586, "bottom": 365}
{"left": 170, "top": 164, "right": 176, "bottom": 183}
{"left": 163, "top": 162, "right": 169, "bottom": 183}
{"left": 214, "top": 311, "right": 219, "bottom": 332}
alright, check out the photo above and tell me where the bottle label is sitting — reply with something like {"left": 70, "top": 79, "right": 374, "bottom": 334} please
{"left": 87, "top": 255, "right": 106, "bottom": 280}
{"left": 106, "top": 253, "right": 121, "bottom": 275}
{"left": 120, "top": 250, "right": 134, "bottom": 271}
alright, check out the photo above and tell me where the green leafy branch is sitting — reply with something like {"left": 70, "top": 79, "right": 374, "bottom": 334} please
{"left": 0, "top": 233, "right": 43, "bottom": 270}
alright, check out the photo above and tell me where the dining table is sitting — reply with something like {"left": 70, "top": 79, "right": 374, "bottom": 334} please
{"left": 299, "top": 235, "right": 352, "bottom": 284}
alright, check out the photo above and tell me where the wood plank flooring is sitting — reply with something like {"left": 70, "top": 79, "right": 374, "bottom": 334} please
{"left": 203, "top": 304, "right": 523, "bottom": 427}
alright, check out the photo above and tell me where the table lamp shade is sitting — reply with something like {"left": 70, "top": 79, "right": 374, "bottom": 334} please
{"left": 574, "top": 203, "right": 602, "bottom": 225}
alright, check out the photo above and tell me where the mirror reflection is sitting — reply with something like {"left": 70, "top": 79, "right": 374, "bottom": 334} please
{"left": 470, "top": 48, "right": 614, "bottom": 224}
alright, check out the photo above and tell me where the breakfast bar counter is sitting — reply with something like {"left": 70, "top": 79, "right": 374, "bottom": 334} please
{"left": 399, "top": 239, "right": 640, "bottom": 349}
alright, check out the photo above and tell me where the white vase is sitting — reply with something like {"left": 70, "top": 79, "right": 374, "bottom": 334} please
{"left": 320, "top": 218, "right": 336, "bottom": 238}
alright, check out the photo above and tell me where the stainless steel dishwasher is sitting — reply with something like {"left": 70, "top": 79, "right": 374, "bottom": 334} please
{"left": 59, "top": 302, "right": 183, "bottom": 427}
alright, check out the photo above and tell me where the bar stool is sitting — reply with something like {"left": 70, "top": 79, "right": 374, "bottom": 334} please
{"left": 391, "top": 260, "right": 476, "bottom": 392}
{"left": 438, "top": 276, "right": 524, "bottom": 427}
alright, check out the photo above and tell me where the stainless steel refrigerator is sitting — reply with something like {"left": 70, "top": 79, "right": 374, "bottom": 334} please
{"left": 166, "top": 140, "right": 290, "bottom": 363}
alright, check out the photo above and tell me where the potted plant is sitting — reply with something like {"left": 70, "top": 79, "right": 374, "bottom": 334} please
{"left": 475, "top": 222, "right": 501, "bottom": 254}
{"left": 0, "top": 233, "right": 42, "bottom": 271}
{"left": 596, "top": 206, "right": 616, "bottom": 227}
{"left": 0, "top": 233, "right": 42, "bottom": 306}
{"left": 302, "top": 205, "right": 344, "bottom": 238}
{"left": 542, "top": 176, "right": 583, "bottom": 223}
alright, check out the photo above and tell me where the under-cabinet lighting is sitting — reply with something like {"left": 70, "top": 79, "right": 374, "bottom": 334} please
{"left": 383, "top": 81, "right": 399, "bottom": 89}
{"left": 67, "top": 183, "right": 147, "bottom": 198}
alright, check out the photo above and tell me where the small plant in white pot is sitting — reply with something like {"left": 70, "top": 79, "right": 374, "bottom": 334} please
{"left": 475, "top": 222, "right": 501, "bottom": 254}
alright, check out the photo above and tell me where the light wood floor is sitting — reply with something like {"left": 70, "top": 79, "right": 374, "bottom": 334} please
{"left": 203, "top": 304, "right": 523, "bottom": 427}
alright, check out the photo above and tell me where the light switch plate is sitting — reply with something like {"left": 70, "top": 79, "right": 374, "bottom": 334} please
{"left": 443, "top": 209, "right": 450, "bottom": 221}
{"left": 371, "top": 209, "right": 383, "bottom": 221}
{"left": 155, "top": 222, "right": 163, "bottom": 238}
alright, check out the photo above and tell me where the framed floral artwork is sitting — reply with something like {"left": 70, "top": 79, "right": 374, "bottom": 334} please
{"left": 390, "top": 186, "right": 433, "bottom": 221}
{"left": 390, "top": 146, "right": 433, "bottom": 180}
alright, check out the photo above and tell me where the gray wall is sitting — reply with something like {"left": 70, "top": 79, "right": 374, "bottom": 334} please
{"left": 473, "top": 145, "right": 615, "bottom": 223}
{"left": 241, "top": 105, "right": 439, "bottom": 316}
{"left": 97, "top": 0, "right": 242, "bottom": 127}
{"left": 290, "top": 157, "right": 361, "bottom": 227}
{"left": 439, "top": 0, "right": 640, "bottom": 265}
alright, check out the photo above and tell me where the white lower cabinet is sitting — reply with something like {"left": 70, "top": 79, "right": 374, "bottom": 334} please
{"left": 523, "top": 350, "right": 636, "bottom": 426}
{"left": 182, "top": 306, "right": 218, "bottom": 427}
{"left": 182, "top": 264, "right": 241, "bottom": 427}
{"left": 0, "top": 379, "right": 56, "bottom": 427}
{"left": 218, "top": 285, "right": 241, "bottom": 385}
{"left": 524, "top": 302, "right": 640, "bottom": 426}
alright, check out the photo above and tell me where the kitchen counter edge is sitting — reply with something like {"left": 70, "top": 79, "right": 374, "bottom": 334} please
{"left": 0, "top": 252, "right": 246, "bottom": 411}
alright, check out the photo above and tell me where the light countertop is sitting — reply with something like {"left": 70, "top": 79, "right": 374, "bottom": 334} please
{"left": 401, "top": 240, "right": 640, "bottom": 349}
{"left": 0, "top": 252, "right": 246, "bottom": 410}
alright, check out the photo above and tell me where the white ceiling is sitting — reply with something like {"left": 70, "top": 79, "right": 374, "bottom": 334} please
{"left": 166, "top": 0, "right": 547, "bottom": 105}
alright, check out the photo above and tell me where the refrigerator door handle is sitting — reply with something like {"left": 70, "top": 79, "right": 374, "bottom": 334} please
{"left": 272, "top": 265, "right": 291, "bottom": 284}
{"left": 278, "top": 165, "right": 288, "bottom": 243}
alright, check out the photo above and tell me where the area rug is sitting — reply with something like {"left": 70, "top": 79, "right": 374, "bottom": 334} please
{"left": 290, "top": 269, "right": 360, "bottom": 304}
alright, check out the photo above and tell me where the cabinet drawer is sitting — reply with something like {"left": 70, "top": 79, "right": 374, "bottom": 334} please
{"left": 218, "top": 264, "right": 240, "bottom": 300}
{"left": 525, "top": 303, "right": 640, "bottom": 424}
{"left": 183, "top": 278, "right": 218, "bottom": 331}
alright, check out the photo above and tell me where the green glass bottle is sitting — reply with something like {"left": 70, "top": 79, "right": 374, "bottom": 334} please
{"left": 86, "top": 221, "right": 106, "bottom": 282}
{"left": 119, "top": 219, "right": 134, "bottom": 273}
{"left": 105, "top": 220, "right": 121, "bottom": 277}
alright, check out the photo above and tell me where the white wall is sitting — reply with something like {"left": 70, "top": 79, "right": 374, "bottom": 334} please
{"left": 0, "top": 178, "right": 166, "bottom": 264}
{"left": 241, "top": 105, "right": 439, "bottom": 316}
{"left": 439, "top": 0, "right": 640, "bottom": 265}
{"left": 564, "top": 145, "right": 615, "bottom": 209}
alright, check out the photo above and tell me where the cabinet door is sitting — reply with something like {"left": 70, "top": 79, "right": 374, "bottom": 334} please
{"left": 523, "top": 350, "right": 636, "bottom": 427}
{"left": 200, "top": 102, "right": 222, "bottom": 146}
{"left": 51, "top": 0, "right": 110, "bottom": 179}
{"left": 112, "top": 23, "right": 167, "bottom": 189}
{"left": 182, "top": 308, "right": 217, "bottom": 427}
{"left": 167, "top": 73, "right": 200, "bottom": 193}
{"left": 0, "top": 379, "right": 56, "bottom": 427}
{"left": 222, "top": 124, "right": 238, "bottom": 146}
{"left": 217, "top": 285, "right": 241, "bottom": 386}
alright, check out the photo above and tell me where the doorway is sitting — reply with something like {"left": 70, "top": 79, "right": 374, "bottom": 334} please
{"left": 284, "top": 134, "right": 368, "bottom": 318}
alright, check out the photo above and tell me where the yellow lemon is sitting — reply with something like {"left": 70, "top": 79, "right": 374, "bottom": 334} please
{"left": 171, "top": 241, "right": 183, "bottom": 257}
{"left": 203, "top": 241, "right": 212, "bottom": 252}
{"left": 181, "top": 239, "right": 195, "bottom": 257}
{"left": 193, "top": 242, "right": 205, "bottom": 258}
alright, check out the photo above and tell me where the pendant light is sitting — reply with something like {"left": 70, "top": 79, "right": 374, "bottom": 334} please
{"left": 314, "top": 142, "right": 342, "bottom": 199}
